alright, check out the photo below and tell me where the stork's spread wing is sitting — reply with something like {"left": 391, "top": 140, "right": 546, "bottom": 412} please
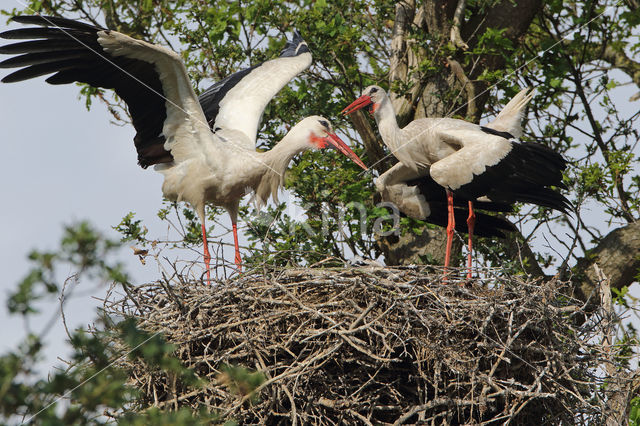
{"left": 198, "top": 30, "right": 311, "bottom": 149}
{"left": 0, "top": 15, "right": 213, "bottom": 168}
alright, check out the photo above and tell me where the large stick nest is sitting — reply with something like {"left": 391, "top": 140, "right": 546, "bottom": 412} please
{"left": 104, "top": 266, "right": 617, "bottom": 424}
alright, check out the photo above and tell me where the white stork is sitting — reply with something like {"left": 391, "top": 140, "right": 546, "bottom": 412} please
{"left": 0, "top": 15, "right": 367, "bottom": 279}
{"left": 343, "top": 85, "right": 570, "bottom": 278}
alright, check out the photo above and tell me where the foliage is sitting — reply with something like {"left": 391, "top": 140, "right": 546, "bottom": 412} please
{"left": 631, "top": 397, "right": 640, "bottom": 426}
{"left": 8, "top": 222, "right": 127, "bottom": 316}
{"left": 0, "top": 224, "right": 260, "bottom": 424}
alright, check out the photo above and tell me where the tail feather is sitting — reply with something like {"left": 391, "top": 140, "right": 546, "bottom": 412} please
{"left": 485, "top": 87, "right": 534, "bottom": 138}
{"left": 489, "top": 186, "right": 572, "bottom": 213}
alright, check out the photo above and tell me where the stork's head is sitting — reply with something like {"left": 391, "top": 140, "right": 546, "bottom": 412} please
{"left": 341, "top": 85, "right": 386, "bottom": 115}
{"left": 298, "top": 116, "right": 368, "bottom": 170}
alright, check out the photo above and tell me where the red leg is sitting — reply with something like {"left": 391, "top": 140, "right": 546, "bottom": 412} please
{"left": 201, "top": 221, "right": 211, "bottom": 283}
{"left": 444, "top": 189, "right": 455, "bottom": 281}
{"left": 232, "top": 221, "right": 242, "bottom": 273}
{"left": 466, "top": 201, "right": 476, "bottom": 279}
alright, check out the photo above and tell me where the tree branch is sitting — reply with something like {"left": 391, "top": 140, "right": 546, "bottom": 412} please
{"left": 572, "top": 221, "right": 640, "bottom": 302}
{"left": 562, "top": 39, "right": 640, "bottom": 100}
{"left": 600, "top": 45, "right": 640, "bottom": 88}
{"left": 447, "top": 57, "right": 477, "bottom": 119}
{"left": 389, "top": 0, "right": 415, "bottom": 84}
{"left": 389, "top": 0, "right": 421, "bottom": 126}
{"left": 503, "top": 232, "right": 545, "bottom": 277}
{"left": 347, "top": 111, "right": 389, "bottom": 172}
{"left": 450, "top": 0, "right": 468, "bottom": 49}
{"left": 555, "top": 39, "right": 637, "bottom": 222}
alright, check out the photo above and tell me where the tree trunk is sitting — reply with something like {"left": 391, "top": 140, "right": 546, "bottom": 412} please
{"left": 572, "top": 221, "right": 640, "bottom": 302}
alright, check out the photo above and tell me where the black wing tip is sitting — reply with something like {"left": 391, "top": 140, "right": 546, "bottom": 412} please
{"left": 10, "top": 14, "right": 105, "bottom": 30}
{"left": 555, "top": 195, "right": 575, "bottom": 215}
{"left": 291, "top": 29, "right": 305, "bottom": 43}
{"left": 480, "top": 125, "right": 515, "bottom": 140}
{"left": 10, "top": 15, "right": 53, "bottom": 23}
{"left": 9, "top": 15, "right": 67, "bottom": 27}
{"left": 279, "top": 29, "right": 310, "bottom": 57}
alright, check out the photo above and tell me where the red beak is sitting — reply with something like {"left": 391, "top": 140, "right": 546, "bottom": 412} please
{"left": 324, "top": 133, "right": 368, "bottom": 170}
{"left": 341, "top": 94, "right": 373, "bottom": 115}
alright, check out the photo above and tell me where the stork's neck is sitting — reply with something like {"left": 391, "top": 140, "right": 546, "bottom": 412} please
{"left": 261, "top": 134, "right": 307, "bottom": 175}
{"left": 374, "top": 98, "right": 402, "bottom": 151}
{"left": 251, "top": 130, "right": 309, "bottom": 207}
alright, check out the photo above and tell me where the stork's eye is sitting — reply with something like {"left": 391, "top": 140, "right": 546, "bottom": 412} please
{"left": 318, "top": 119, "right": 329, "bottom": 128}
{"left": 370, "top": 87, "right": 378, "bottom": 93}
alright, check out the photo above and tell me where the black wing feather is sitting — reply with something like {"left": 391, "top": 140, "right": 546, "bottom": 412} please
{"left": 0, "top": 15, "right": 172, "bottom": 168}
{"left": 413, "top": 204, "right": 515, "bottom": 238}
{"left": 455, "top": 138, "right": 572, "bottom": 213}
{"left": 479, "top": 125, "right": 514, "bottom": 140}
{"left": 10, "top": 15, "right": 106, "bottom": 31}
{"left": 404, "top": 174, "right": 516, "bottom": 238}
{"left": 279, "top": 30, "right": 309, "bottom": 57}
{"left": 0, "top": 50, "right": 89, "bottom": 68}
{"left": 0, "top": 39, "right": 82, "bottom": 54}
{"left": 198, "top": 66, "right": 257, "bottom": 130}
{"left": 1, "top": 58, "right": 88, "bottom": 82}
{"left": 0, "top": 27, "right": 97, "bottom": 40}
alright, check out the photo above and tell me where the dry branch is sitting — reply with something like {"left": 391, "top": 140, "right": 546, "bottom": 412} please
{"left": 103, "top": 266, "right": 631, "bottom": 424}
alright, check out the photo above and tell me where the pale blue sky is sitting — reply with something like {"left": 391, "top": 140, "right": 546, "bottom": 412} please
{"left": 0, "top": 6, "right": 192, "bottom": 367}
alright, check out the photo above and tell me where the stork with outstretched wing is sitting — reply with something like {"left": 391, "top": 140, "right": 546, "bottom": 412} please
{"left": 1, "top": 15, "right": 367, "bottom": 279}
